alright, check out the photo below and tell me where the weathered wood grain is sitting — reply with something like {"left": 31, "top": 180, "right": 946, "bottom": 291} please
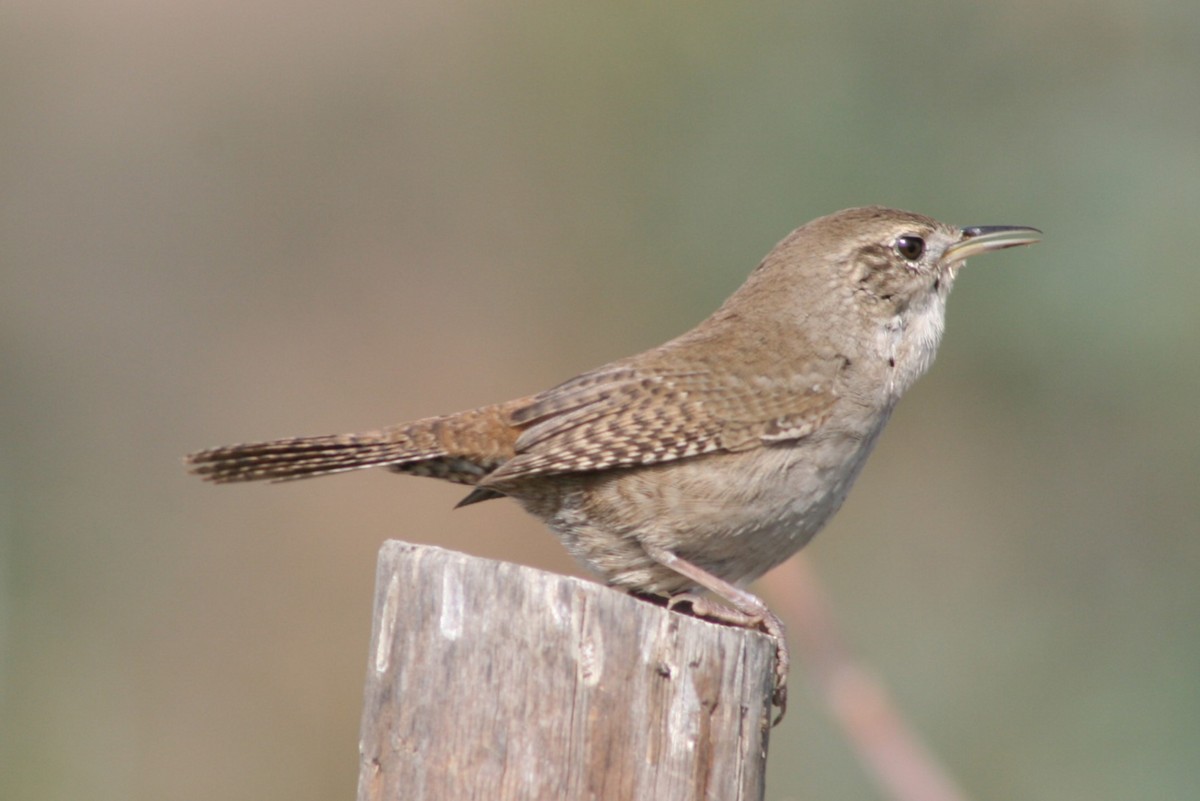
{"left": 357, "top": 540, "right": 775, "bottom": 801}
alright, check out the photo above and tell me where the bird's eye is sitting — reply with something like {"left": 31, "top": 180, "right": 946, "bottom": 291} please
{"left": 894, "top": 235, "right": 925, "bottom": 262}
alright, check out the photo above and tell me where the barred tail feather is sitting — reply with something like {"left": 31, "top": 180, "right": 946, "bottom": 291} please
{"left": 185, "top": 430, "right": 443, "bottom": 483}
{"left": 186, "top": 405, "right": 522, "bottom": 487}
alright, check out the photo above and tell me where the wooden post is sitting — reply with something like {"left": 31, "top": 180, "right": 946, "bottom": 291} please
{"left": 356, "top": 540, "right": 775, "bottom": 801}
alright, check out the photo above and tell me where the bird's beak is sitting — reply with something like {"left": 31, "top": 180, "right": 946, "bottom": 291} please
{"left": 942, "top": 225, "right": 1042, "bottom": 266}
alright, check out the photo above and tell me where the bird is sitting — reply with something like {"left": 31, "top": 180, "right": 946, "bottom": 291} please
{"left": 186, "top": 205, "right": 1041, "bottom": 722}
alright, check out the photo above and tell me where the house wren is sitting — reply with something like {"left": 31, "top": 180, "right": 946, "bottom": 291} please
{"left": 186, "top": 206, "right": 1040, "bottom": 721}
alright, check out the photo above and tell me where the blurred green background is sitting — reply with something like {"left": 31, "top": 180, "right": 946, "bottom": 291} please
{"left": 3, "top": 2, "right": 1198, "bottom": 799}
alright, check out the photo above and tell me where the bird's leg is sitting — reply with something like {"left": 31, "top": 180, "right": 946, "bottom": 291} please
{"left": 642, "top": 544, "right": 789, "bottom": 724}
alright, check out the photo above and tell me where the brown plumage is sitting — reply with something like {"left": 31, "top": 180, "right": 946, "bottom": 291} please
{"left": 186, "top": 206, "right": 1041, "bottom": 720}
{"left": 189, "top": 404, "right": 520, "bottom": 486}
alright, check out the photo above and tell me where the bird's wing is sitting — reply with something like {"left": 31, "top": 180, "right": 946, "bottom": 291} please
{"left": 480, "top": 361, "right": 840, "bottom": 485}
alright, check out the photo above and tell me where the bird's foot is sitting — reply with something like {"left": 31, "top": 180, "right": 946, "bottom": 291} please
{"left": 640, "top": 544, "right": 789, "bottom": 725}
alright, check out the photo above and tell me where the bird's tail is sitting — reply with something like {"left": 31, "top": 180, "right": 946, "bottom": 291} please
{"left": 185, "top": 406, "right": 519, "bottom": 486}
